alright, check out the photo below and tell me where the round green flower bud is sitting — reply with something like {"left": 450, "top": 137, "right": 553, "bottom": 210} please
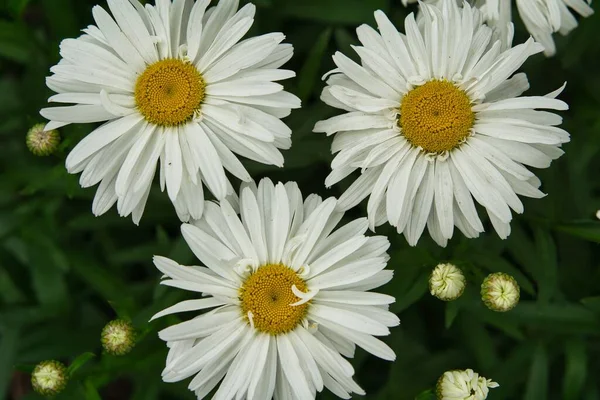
{"left": 436, "top": 368, "right": 499, "bottom": 400}
{"left": 31, "top": 360, "right": 68, "bottom": 397}
{"left": 481, "top": 272, "right": 520, "bottom": 312}
{"left": 101, "top": 319, "right": 136, "bottom": 356}
{"left": 26, "top": 123, "right": 61, "bottom": 156}
{"left": 429, "top": 263, "right": 466, "bottom": 301}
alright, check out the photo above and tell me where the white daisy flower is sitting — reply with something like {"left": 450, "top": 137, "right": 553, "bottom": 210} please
{"left": 513, "top": 0, "right": 594, "bottom": 56}
{"left": 151, "top": 178, "right": 399, "bottom": 399}
{"left": 41, "top": 0, "right": 300, "bottom": 224}
{"left": 406, "top": 0, "right": 594, "bottom": 56}
{"left": 436, "top": 369, "right": 499, "bottom": 400}
{"left": 314, "top": 0, "right": 569, "bottom": 247}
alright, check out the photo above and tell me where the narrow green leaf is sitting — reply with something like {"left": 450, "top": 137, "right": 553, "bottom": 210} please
{"left": 7, "top": 0, "right": 32, "bottom": 16}
{"left": 0, "top": 21, "right": 34, "bottom": 63}
{"left": 334, "top": 28, "right": 358, "bottom": 62}
{"left": 414, "top": 389, "right": 435, "bottom": 400}
{"left": 460, "top": 316, "right": 498, "bottom": 371}
{"left": 490, "top": 342, "right": 535, "bottom": 399}
{"left": 0, "top": 267, "right": 26, "bottom": 304}
{"left": 524, "top": 343, "right": 549, "bottom": 400}
{"left": 81, "top": 379, "right": 103, "bottom": 400}
{"left": 279, "top": 0, "right": 387, "bottom": 24}
{"left": 581, "top": 296, "right": 600, "bottom": 313}
{"left": 28, "top": 248, "right": 69, "bottom": 308}
{"left": 297, "top": 28, "right": 332, "bottom": 102}
{"left": 533, "top": 227, "right": 558, "bottom": 303}
{"left": 69, "top": 254, "right": 136, "bottom": 316}
{"left": 510, "top": 302, "right": 600, "bottom": 332}
{"left": 444, "top": 301, "right": 460, "bottom": 329}
{"left": 563, "top": 340, "right": 587, "bottom": 400}
{"left": 67, "top": 353, "right": 96, "bottom": 376}
{"left": 0, "top": 328, "right": 19, "bottom": 396}
{"left": 556, "top": 220, "right": 600, "bottom": 243}
{"left": 506, "top": 224, "right": 540, "bottom": 282}
{"left": 390, "top": 271, "right": 428, "bottom": 313}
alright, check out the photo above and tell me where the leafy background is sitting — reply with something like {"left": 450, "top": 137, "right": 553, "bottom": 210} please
{"left": 1, "top": 0, "right": 599, "bottom": 399}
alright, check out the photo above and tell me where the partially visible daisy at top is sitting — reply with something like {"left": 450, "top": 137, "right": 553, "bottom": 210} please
{"left": 314, "top": 0, "right": 570, "bottom": 247}
{"left": 512, "top": 0, "right": 592, "bottom": 56}
{"left": 403, "top": 0, "right": 594, "bottom": 56}
{"left": 41, "top": 0, "right": 300, "bottom": 224}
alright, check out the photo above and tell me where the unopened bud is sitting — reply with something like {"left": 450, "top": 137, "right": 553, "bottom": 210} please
{"left": 31, "top": 360, "right": 68, "bottom": 397}
{"left": 26, "top": 123, "right": 60, "bottom": 156}
{"left": 101, "top": 319, "right": 136, "bottom": 356}
{"left": 436, "top": 368, "right": 499, "bottom": 400}
{"left": 430, "top": 263, "right": 466, "bottom": 301}
{"left": 481, "top": 272, "right": 520, "bottom": 312}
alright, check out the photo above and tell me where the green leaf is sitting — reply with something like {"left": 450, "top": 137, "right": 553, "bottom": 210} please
{"left": 6, "top": 0, "right": 32, "bottom": 17}
{"left": 0, "top": 328, "right": 19, "bottom": 397}
{"left": 67, "top": 352, "right": 96, "bottom": 376}
{"left": 414, "top": 389, "right": 435, "bottom": 400}
{"left": 278, "top": 0, "right": 388, "bottom": 24}
{"left": 334, "top": 28, "right": 358, "bottom": 62}
{"left": 556, "top": 220, "right": 600, "bottom": 243}
{"left": 296, "top": 28, "right": 332, "bottom": 102}
{"left": 581, "top": 296, "right": 600, "bottom": 313}
{"left": 0, "top": 21, "right": 34, "bottom": 63}
{"left": 563, "top": 340, "right": 587, "bottom": 400}
{"left": 524, "top": 343, "right": 549, "bottom": 400}
{"left": 444, "top": 301, "right": 460, "bottom": 329}
{"left": 81, "top": 379, "right": 103, "bottom": 400}
{"left": 460, "top": 316, "right": 498, "bottom": 371}
{"left": 390, "top": 270, "right": 428, "bottom": 313}
{"left": 506, "top": 224, "right": 540, "bottom": 282}
{"left": 69, "top": 254, "right": 136, "bottom": 316}
{"left": 533, "top": 227, "right": 558, "bottom": 303}
{"left": 510, "top": 302, "right": 600, "bottom": 333}
{"left": 0, "top": 266, "right": 26, "bottom": 304}
{"left": 490, "top": 342, "right": 535, "bottom": 399}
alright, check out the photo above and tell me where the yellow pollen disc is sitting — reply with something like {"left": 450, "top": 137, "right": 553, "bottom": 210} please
{"left": 134, "top": 58, "right": 206, "bottom": 126}
{"left": 240, "top": 263, "right": 309, "bottom": 335}
{"left": 399, "top": 80, "right": 474, "bottom": 153}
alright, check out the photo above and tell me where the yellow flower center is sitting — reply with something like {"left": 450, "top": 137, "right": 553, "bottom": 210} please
{"left": 134, "top": 58, "right": 206, "bottom": 126}
{"left": 240, "top": 263, "right": 309, "bottom": 335}
{"left": 399, "top": 80, "right": 474, "bottom": 153}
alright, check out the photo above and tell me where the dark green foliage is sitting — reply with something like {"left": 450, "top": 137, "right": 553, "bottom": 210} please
{"left": 0, "top": 0, "right": 599, "bottom": 399}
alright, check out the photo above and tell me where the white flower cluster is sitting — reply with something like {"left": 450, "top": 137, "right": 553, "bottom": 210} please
{"left": 35, "top": 0, "right": 584, "bottom": 397}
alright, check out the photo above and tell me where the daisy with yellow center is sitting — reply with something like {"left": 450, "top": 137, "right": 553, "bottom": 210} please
{"left": 41, "top": 0, "right": 300, "bottom": 224}
{"left": 314, "top": 0, "right": 570, "bottom": 246}
{"left": 151, "top": 178, "right": 399, "bottom": 399}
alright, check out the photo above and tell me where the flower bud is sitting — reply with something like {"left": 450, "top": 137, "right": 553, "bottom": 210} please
{"left": 31, "top": 360, "right": 68, "bottom": 397}
{"left": 429, "top": 263, "right": 466, "bottom": 301}
{"left": 481, "top": 272, "right": 520, "bottom": 312}
{"left": 436, "top": 368, "right": 499, "bottom": 400}
{"left": 26, "top": 123, "right": 60, "bottom": 156}
{"left": 101, "top": 319, "right": 136, "bottom": 356}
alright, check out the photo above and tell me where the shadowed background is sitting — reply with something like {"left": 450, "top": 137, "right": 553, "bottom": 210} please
{"left": 0, "top": 0, "right": 599, "bottom": 398}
